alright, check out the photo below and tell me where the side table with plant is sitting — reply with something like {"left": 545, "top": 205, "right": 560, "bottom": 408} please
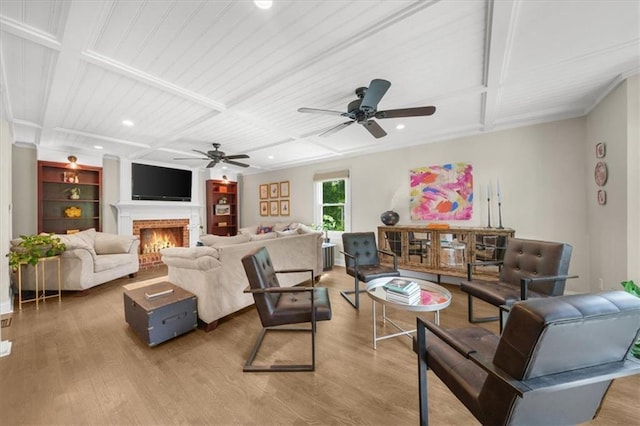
{"left": 7, "top": 233, "right": 66, "bottom": 272}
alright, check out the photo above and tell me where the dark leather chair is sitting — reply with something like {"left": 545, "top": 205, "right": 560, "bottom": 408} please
{"left": 341, "top": 232, "right": 399, "bottom": 309}
{"left": 241, "top": 247, "right": 332, "bottom": 372}
{"left": 415, "top": 291, "right": 640, "bottom": 426}
{"left": 461, "top": 237, "right": 576, "bottom": 332}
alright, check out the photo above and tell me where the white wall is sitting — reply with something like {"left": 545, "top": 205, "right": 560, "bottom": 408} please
{"left": 11, "top": 145, "right": 37, "bottom": 237}
{"left": 241, "top": 117, "right": 589, "bottom": 293}
{"left": 1, "top": 120, "right": 13, "bottom": 315}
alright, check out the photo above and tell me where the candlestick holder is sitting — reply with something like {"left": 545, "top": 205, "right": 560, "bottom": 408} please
{"left": 498, "top": 201, "right": 504, "bottom": 229}
{"left": 487, "top": 197, "right": 492, "bottom": 228}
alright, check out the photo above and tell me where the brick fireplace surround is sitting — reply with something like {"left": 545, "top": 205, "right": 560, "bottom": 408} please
{"left": 133, "top": 219, "right": 189, "bottom": 269}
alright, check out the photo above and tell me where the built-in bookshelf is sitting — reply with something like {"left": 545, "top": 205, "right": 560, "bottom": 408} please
{"left": 206, "top": 179, "right": 238, "bottom": 236}
{"left": 38, "top": 161, "right": 102, "bottom": 234}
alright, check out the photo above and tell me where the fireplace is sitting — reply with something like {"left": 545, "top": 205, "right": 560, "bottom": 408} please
{"left": 133, "top": 219, "right": 189, "bottom": 269}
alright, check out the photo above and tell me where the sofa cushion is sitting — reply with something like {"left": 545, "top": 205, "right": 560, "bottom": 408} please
{"left": 200, "top": 233, "right": 251, "bottom": 248}
{"left": 161, "top": 246, "right": 221, "bottom": 270}
{"left": 297, "top": 224, "right": 321, "bottom": 235}
{"left": 250, "top": 232, "right": 277, "bottom": 241}
{"left": 56, "top": 229, "right": 98, "bottom": 259}
{"left": 95, "top": 233, "right": 135, "bottom": 254}
{"left": 94, "top": 253, "right": 136, "bottom": 273}
{"left": 276, "top": 229, "right": 298, "bottom": 237}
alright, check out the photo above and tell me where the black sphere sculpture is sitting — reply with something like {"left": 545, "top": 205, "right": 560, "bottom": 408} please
{"left": 380, "top": 210, "right": 399, "bottom": 226}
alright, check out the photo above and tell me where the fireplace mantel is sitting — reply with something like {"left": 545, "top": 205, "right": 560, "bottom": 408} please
{"left": 113, "top": 201, "right": 202, "bottom": 248}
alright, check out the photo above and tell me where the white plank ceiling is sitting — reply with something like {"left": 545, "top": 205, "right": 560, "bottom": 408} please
{"left": 1, "top": 0, "right": 638, "bottom": 173}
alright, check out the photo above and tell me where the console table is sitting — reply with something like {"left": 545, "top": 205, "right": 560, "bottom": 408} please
{"left": 377, "top": 226, "right": 515, "bottom": 281}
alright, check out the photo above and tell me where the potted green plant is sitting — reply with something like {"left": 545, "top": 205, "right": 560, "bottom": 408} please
{"left": 621, "top": 280, "right": 640, "bottom": 358}
{"left": 322, "top": 214, "right": 337, "bottom": 243}
{"left": 6, "top": 233, "right": 66, "bottom": 272}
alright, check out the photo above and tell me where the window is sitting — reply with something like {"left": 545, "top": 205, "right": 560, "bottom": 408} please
{"left": 314, "top": 170, "right": 350, "bottom": 234}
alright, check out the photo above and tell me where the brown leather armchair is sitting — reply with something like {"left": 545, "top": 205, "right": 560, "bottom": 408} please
{"left": 341, "top": 232, "right": 400, "bottom": 309}
{"left": 415, "top": 291, "right": 640, "bottom": 425}
{"left": 461, "top": 237, "right": 576, "bottom": 332}
{"left": 241, "top": 247, "right": 332, "bottom": 372}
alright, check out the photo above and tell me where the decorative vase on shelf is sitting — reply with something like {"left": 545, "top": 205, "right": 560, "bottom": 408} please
{"left": 380, "top": 210, "right": 399, "bottom": 226}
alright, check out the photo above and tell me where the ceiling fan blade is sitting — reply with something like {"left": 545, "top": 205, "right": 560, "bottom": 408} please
{"left": 298, "top": 107, "right": 347, "bottom": 117}
{"left": 224, "top": 159, "right": 250, "bottom": 168}
{"left": 206, "top": 161, "right": 217, "bottom": 168}
{"left": 375, "top": 106, "right": 436, "bottom": 119}
{"left": 173, "top": 157, "right": 209, "bottom": 160}
{"left": 363, "top": 120, "right": 387, "bottom": 138}
{"left": 319, "top": 121, "right": 354, "bottom": 137}
{"left": 224, "top": 154, "right": 250, "bottom": 160}
{"left": 360, "top": 79, "right": 391, "bottom": 112}
{"left": 193, "top": 149, "right": 211, "bottom": 157}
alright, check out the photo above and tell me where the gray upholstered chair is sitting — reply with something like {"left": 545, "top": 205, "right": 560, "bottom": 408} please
{"left": 415, "top": 291, "right": 640, "bottom": 426}
{"left": 241, "top": 247, "right": 332, "bottom": 372}
{"left": 461, "top": 237, "right": 576, "bottom": 332}
{"left": 341, "top": 232, "right": 400, "bottom": 309}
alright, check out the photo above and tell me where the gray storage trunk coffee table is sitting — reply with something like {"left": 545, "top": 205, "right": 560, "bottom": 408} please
{"left": 124, "top": 281, "right": 197, "bottom": 346}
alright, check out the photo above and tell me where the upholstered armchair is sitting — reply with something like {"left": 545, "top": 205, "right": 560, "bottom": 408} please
{"left": 241, "top": 246, "right": 332, "bottom": 372}
{"left": 341, "top": 232, "right": 399, "bottom": 309}
{"left": 461, "top": 237, "right": 576, "bottom": 332}
{"left": 415, "top": 291, "right": 640, "bottom": 425}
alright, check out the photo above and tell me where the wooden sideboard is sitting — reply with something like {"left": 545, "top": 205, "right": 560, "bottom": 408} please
{"left": 377, "top": 226, "right": 515, "bottom": 281}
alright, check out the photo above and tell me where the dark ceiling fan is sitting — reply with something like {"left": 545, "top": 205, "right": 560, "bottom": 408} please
{"left": 174, "top": 143, "right": 250, "bottom": 168}
{"left": 298, "top": 78, "right": 436, "bottom": 138}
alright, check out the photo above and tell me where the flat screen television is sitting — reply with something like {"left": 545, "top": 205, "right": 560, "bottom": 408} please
{"left": 131, "top": 163, "right": 192, "bottom": 202}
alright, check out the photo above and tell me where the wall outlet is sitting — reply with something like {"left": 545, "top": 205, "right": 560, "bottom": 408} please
{"left": 599, "top": 278, "right": 604, "bottom": 290}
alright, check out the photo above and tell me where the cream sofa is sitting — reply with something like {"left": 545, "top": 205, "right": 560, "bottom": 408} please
{"left": 12, "top": 228, "right": 140, "bottom": 291}
{"left": 160, "top": 223, "right": 323, "bottom": 329}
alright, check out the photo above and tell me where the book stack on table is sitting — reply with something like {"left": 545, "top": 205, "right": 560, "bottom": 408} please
{"left": 383, "top": 278, "right": 421, "bottom": 304}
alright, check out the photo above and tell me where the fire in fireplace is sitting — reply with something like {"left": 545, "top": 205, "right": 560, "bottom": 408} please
{"left": 132, "top": 219, "right": 190, "bottom": 269}
{"left": 140, "top": 227, "right": 183, "bottom": 254}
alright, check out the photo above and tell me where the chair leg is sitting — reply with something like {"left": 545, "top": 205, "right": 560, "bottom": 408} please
{"left": 243, "top": 324, "right": 316, "bottom": 372}
{"left": 340, "top": 276, "right": 365, "bottom": 309}
{"left": 467, "top": 294, "right": 500, "bottom": 325}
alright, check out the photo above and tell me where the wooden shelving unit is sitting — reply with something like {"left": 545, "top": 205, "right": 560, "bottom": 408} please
{"left": 206, "top": 179, "right": 238, "bottom": 236}
{"left": 38, "top": 161, "right": 102, "bottom": 234}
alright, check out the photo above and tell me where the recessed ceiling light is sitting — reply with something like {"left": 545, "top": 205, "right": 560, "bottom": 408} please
{"left": 222, "top": 166, "right": 228, "bottom": 170}
{"left": 122, "top": 119, "right": 134, "bottom": 127}
{"left": 396, "top": 124, "right": 405, "bottom": 130}
{"left": 94, "top": 145, "right": 103, "bottom": 150}
{"left": 267, "top": 155, "right": 274, "bottom": 160}
{"left": 254, "top": 0, "right": 272, "bottom": 9}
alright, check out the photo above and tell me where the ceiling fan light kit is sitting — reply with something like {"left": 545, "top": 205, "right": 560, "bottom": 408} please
{"left": 298, "top": 78, "right": 436, "bottom": 139}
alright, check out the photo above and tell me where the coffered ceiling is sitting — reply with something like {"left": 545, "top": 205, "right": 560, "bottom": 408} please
{"left": 1, "top": 0, "right": 638, "bottom": 173}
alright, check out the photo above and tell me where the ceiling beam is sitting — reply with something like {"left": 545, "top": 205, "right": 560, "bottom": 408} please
{"left": 481, "top": 0, "right": 519, "bottom": 131}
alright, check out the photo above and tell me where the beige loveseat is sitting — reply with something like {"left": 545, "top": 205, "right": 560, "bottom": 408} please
{"left": 160, "top": 223, "right": 323, "bottom": 329}
{"left": 12, "top": 228, "right": 140, "bottom": 291}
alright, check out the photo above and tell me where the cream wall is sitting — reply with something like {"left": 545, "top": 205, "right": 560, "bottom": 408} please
{"left": 102, "top": 157, "right": 120, "bottom": 234}
{"left": 241, "top": 117, "right": 589, "bottom": 293}
{"left": 1, "top": 120, "right": 14, "bottom": 317}
{"left": 585, "top": 76, "right": 640, "bottom": 291}
{"left": 11, "top": 145, "right": 37, "bottom": 237}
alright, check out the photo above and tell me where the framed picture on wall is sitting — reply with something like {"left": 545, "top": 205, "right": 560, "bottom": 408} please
{"left": 260, "top": 201, "right": 268, "bottom": 216}
{"left": 269, "top": 183, "right": 279, "bottom": 198}
{"left": 279, "top": 181, "right": 290, "bottom": 198}
{"left": 597, "top": 189, "right": 607, "bottom": 205}
{"left": 269, "top": 200, "right": 279, "bottom": 216}
{"left": 279, "top": 199, "right": 290, "bottom": 216}
{"left": 259, "top": 184, "right": 268, "bottom": 200}
{"left": 595, "top": 142, "right": 606, "bottom": 158}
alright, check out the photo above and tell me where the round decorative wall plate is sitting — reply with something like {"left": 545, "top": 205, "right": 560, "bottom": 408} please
{"left": 594, "top": 161, "right": 608, "bottom": 186}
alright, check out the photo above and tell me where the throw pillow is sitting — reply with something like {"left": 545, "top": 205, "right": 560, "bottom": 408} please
{"left": 256, "top": 225, "right": 274, "bottom": 234}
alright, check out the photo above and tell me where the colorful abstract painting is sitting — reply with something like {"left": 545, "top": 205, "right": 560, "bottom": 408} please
{"left": 410, "top": 163, "right": 473, "bottom": 220}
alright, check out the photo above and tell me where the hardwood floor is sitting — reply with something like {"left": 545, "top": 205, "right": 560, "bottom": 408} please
{"left": 1, "top": 266, "right": 638, "bottom": 425}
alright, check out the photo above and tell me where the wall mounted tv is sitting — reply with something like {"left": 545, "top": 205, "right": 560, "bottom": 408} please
{"left": 131, "top": 163, "right": 192, "bottom": 202}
